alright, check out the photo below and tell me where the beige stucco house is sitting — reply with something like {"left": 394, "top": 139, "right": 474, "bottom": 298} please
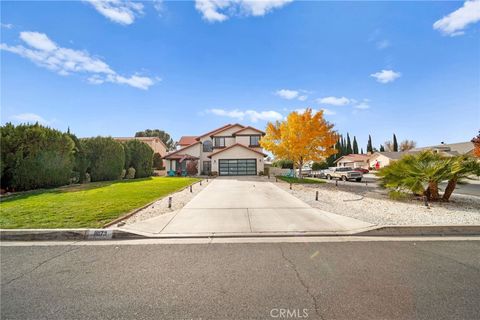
{"left": 164, "top": 124, "right": 267, "bottom": 176}
{"left": 367, "top": 152, "right": 407, "bottom": 169}
{"left": 114, "top": 137, "right": 167, "bottom": 157}
{"left": 334, "top": 154, "right": 370, "bottom": 169}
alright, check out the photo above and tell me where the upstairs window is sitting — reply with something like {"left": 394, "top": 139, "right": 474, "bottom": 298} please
{"left": 250, "top": 135, "right": 260, "bottom": 147}
{"left": 214, "top": 137, "right": 225, "bottom": 147}
{"left": 203, "top": 140, "right": 213, "bottom": 152}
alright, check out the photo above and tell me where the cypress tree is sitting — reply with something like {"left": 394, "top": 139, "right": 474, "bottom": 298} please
{"left": 367, "top": 135, "right": 373, "bottom": 153}
{"left": 360, "top": 148, "right": 364, "bottom": 154}
{"left": 346, "top": 133, "right": 352, "bottom": 154}
{"left": 393, "top": 134, "right": 398, "bottom": 152}
{"left": 352, "top": 136, "right": 359, "bottom": 154}
{"left": 380, "top": 145, "right": 385, "bottom": 152}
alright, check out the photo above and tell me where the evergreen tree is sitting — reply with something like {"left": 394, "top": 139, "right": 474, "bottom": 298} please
{"left": 346, "top": 133, "right": 352, "bottom": 154}
{"left": 380, "top": 145, "right": 385, "bottom": 152}
{"left": 367, "top": 135, "right": 373, "bottom": 153}
{"left": 352, "top": 136, "right": 359, "bottom": 154}
{"left": 393, "top": 134, "right": 398, "bottom": 152}
{"left": 360, "top": 148, "right": 364, "bottom": 154}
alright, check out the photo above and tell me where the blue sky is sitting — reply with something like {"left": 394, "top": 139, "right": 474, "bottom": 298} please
{"left": 1, "top": 0, "right": 479, "bottom": 150}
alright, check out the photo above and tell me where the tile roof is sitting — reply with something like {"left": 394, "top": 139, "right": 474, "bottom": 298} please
{"left": 178, "top": 136, "right": 197, "bottom": 146}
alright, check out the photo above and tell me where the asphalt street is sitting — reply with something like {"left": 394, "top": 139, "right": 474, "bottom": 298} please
{"left": 1, "top": 239, "right": 480, "bottom": 320}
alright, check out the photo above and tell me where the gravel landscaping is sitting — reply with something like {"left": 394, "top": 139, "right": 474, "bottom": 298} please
{"left": 116, "top": 179, "right": 211, "bottom": 225}
{"left": 273, "top": 179, "right": 480, "bottom": 226}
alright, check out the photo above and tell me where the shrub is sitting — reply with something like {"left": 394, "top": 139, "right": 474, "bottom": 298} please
{"left": 82, "top": 137, "right": 125, "bottom": 182}
{"left": 312, "top": 161, "right": 329, "bottom": 171}
{"left": 126, "top": 167, "right": 136, "bottom": 179}
{"left": 0, "top": 123, "right": 75, "bottom": 191}
{"left": 153, "top": 153, "right": 164, "bottom": 170}
{"left": 272, "top": 159, "right": 294, "bottom": 169}
{"left": 388, "top": 190, "right": 411, "bottom": 201}
{"left": 124, "top": 140, "right": 154, "bottom": 178}
{"left": 121, "top": 169, "right": 126, "bottom": 179}
{"left": 68, "top": 132, "right": 89, "bottom": 183}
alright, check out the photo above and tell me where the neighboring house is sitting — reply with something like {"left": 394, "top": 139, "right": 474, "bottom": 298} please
{"left": 114, "top": 137, "right": 167, "bottom": 157}
{"left": 410, "top": 141, "right": 474, "bottom": 156}
{"left": 163, "top": 123, "right": 267, "bottom": 176}
{"left": 334, "top": 154, "right": 370, "bottom": 169}
{"left": 367, "top": 152, "right": 407, "bottom": 169}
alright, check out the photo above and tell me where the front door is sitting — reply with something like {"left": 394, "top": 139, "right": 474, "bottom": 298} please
{"left": 203, "top": 161, "right": 211, "bottom": 175}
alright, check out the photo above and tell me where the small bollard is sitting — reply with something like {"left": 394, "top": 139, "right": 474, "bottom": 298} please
{"left": 315, "top": 190, "right": 319, "bottom": 201}
{"left": 275, "top": 177, "right": 278, "bottom": 182}
{"left": 290, "top": 183, "right": 292, "bottom": 190}
{"left": 424, "top": 196, "right": 429, "bottom": 208}
{"left": 335, "top": 180, "right": 338, "bottom": 187}
{"left": 200, "top": 180, "right": 202, "bottom": 186}
{"left": 168, "top": 196, "right": 172, "bottom": 208}
{"left": 190, "top": 185, "right": 192, "bottom": 193}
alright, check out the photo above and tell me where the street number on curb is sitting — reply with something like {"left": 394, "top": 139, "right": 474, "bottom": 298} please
{"left": 87, "top": 230, "right": 113, "bottom": 240}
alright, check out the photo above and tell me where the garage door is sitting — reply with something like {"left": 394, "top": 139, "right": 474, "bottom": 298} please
{"left": 219, "top": 159, "right": 257, "bottom": 176}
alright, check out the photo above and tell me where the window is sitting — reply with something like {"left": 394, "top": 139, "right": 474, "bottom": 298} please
{"left": 214, "top": 137, "right": 225, "bottom": 147}
{"left": 203, "top": 140, "right": 213, "bottom": 152}
{"left": 250, "top": 135, "right": 260, "bottom": 147}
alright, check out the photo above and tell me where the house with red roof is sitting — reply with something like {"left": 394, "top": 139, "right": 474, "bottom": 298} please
{"left": 334, "top": 154, "right": 371, "bottom": 169}
{"left": 163, "top": 124, "right": 267, "bottom": 176}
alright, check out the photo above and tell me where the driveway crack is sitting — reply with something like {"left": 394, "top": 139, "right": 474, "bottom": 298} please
{"left": 279, "top": 246, "right": 323, "bottom": 319}
{"left": 4, "top": 244, "right": 81, "bottom": 286}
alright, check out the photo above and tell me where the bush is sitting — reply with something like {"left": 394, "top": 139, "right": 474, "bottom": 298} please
{"left": 312, "top": 161, "right": 329, "bottom": 170}
{"left": 121, "top": 169, "right": 126, "bottom": 179}
{"left": 68, "top": 132, "right": 89, "bottom": 183}
{"left": 153, "top": 153, "right": 164, "bottom": 170}
{"left": 125, "top": 167, "right": 136, "bottom": 179}
{"left": 272, "top": 159, "right": 294, "bottom": 169}
{"left": 82, "top": 137, "right": 125, "bottom": 182}
{"left": 388, "top": 190, "right": 411, "bottom": 201}
{"left": 0, "top": 123, "right": 75, "bottom": 191}
{"left": 124, "top": 140, "right": 154, "bottom": 178}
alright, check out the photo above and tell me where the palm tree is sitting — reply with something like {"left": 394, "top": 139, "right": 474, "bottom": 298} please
{"left": 378, "top": 151, "right": 451, "bottom": 201}
{"left": 442, "top": 156, "right": 480, "bottom": 201}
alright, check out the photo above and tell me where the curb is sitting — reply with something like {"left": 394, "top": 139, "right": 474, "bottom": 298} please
{"left": 1, "top": 225, "right": 480, "bottom": 241}
{"left": 0, "top": 229, "right": 146, "bottom": 241}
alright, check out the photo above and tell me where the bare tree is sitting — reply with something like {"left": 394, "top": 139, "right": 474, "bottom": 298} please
{"left": 384, "top": 140, "right": 394, "bottom": 152}
{"left": 399, "top": 140, "right": 417, "bottom": 151}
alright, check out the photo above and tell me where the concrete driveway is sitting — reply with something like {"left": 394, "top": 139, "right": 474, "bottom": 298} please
{"left": 123, "top": 178, "right": 374, "bottom": 236}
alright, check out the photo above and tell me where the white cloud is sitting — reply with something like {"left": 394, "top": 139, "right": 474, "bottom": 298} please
{"left": 275, "top": 89, "right": 299, "bottom": 100}
{"left": 275, "top": 89, "right": 308, "bottom": 101}
{"left": 433, "top": 0, "right": 480, "bottom": 36}
{"left": 316, "top": 96, "right": 351, "bottom": 106}
{"left": 10, "top": 113, "right": 50, "bottom": 125}
{"left": 153, "top": 0, "right": 165, "bottom": 15}
{"left": 20, "top": 31, "right": 57, "bottom": 51}
{"left": 207, "top": 108, "right": 283, "bottom": 122}
{"left": 354, "top": 102, "right": 370, "bottom": 110}
{"left": 1, "top": 31, "right": 155, "bottom": 90}
{"left": 195, "top": 0, "right": 292, "bottom": 22}
{"left": 370, "top": 69, "right": 401, "bottom": 83}
{"left": 1, "top": 23, "right": 13, "bottom": 29}
{"left": 86, "top": 0, "right": 144, "bottom": 25}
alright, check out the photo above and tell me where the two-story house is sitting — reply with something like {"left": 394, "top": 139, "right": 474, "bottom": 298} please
{"left": 163, "top": 124, "right": 267, "bottom": 176}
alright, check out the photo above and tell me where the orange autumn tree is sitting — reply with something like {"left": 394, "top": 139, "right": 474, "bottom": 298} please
{"left": 261, "top": 108, "right": 338, "bottom": 177}
{"left": 472, "top": 131, "right": 480, "bottom": 158}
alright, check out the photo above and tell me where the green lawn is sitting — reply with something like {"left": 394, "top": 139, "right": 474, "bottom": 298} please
{"left": 0, "top": 177, "right": 199, "bottom": 229}
{"left": 276, "top": 176, "right": 326, "bottom": 184}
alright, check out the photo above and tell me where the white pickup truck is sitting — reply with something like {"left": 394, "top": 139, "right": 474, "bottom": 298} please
{"left": 323, "top": 167, "right": 363, "bottom": 182}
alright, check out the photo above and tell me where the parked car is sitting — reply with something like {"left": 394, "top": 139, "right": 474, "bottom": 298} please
{"left": 323, "top": 167, "right": 363, "bottom": 182}
{"left": 353, "top": 168, "right": 369, "bottom": 174}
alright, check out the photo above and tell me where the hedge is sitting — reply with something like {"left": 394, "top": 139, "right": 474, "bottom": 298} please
{"left": 124, "top": 139, "right": 153, "bottom": 178}
{"left": 82, "top": 137, "right": 125, "bottom": 182}
{"left": 0, "top": 123, "right": 75, "bottom": 191}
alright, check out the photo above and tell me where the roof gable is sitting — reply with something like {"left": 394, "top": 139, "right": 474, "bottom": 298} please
{"left": 232, "top": 126, "right": 265, "bottom": 136}
{"left": 207, "top": 143, "right": 267, "bottom": 158}
{"left": 195, "top": 124, "right": 234, "bottom": 140}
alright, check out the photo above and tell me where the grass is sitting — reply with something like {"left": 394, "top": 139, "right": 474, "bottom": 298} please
{"left": 276, "top": 176, "right": 326, "bottom": 184}
{"left": 0, "top": 177, "right": 199, "bottom": 229}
